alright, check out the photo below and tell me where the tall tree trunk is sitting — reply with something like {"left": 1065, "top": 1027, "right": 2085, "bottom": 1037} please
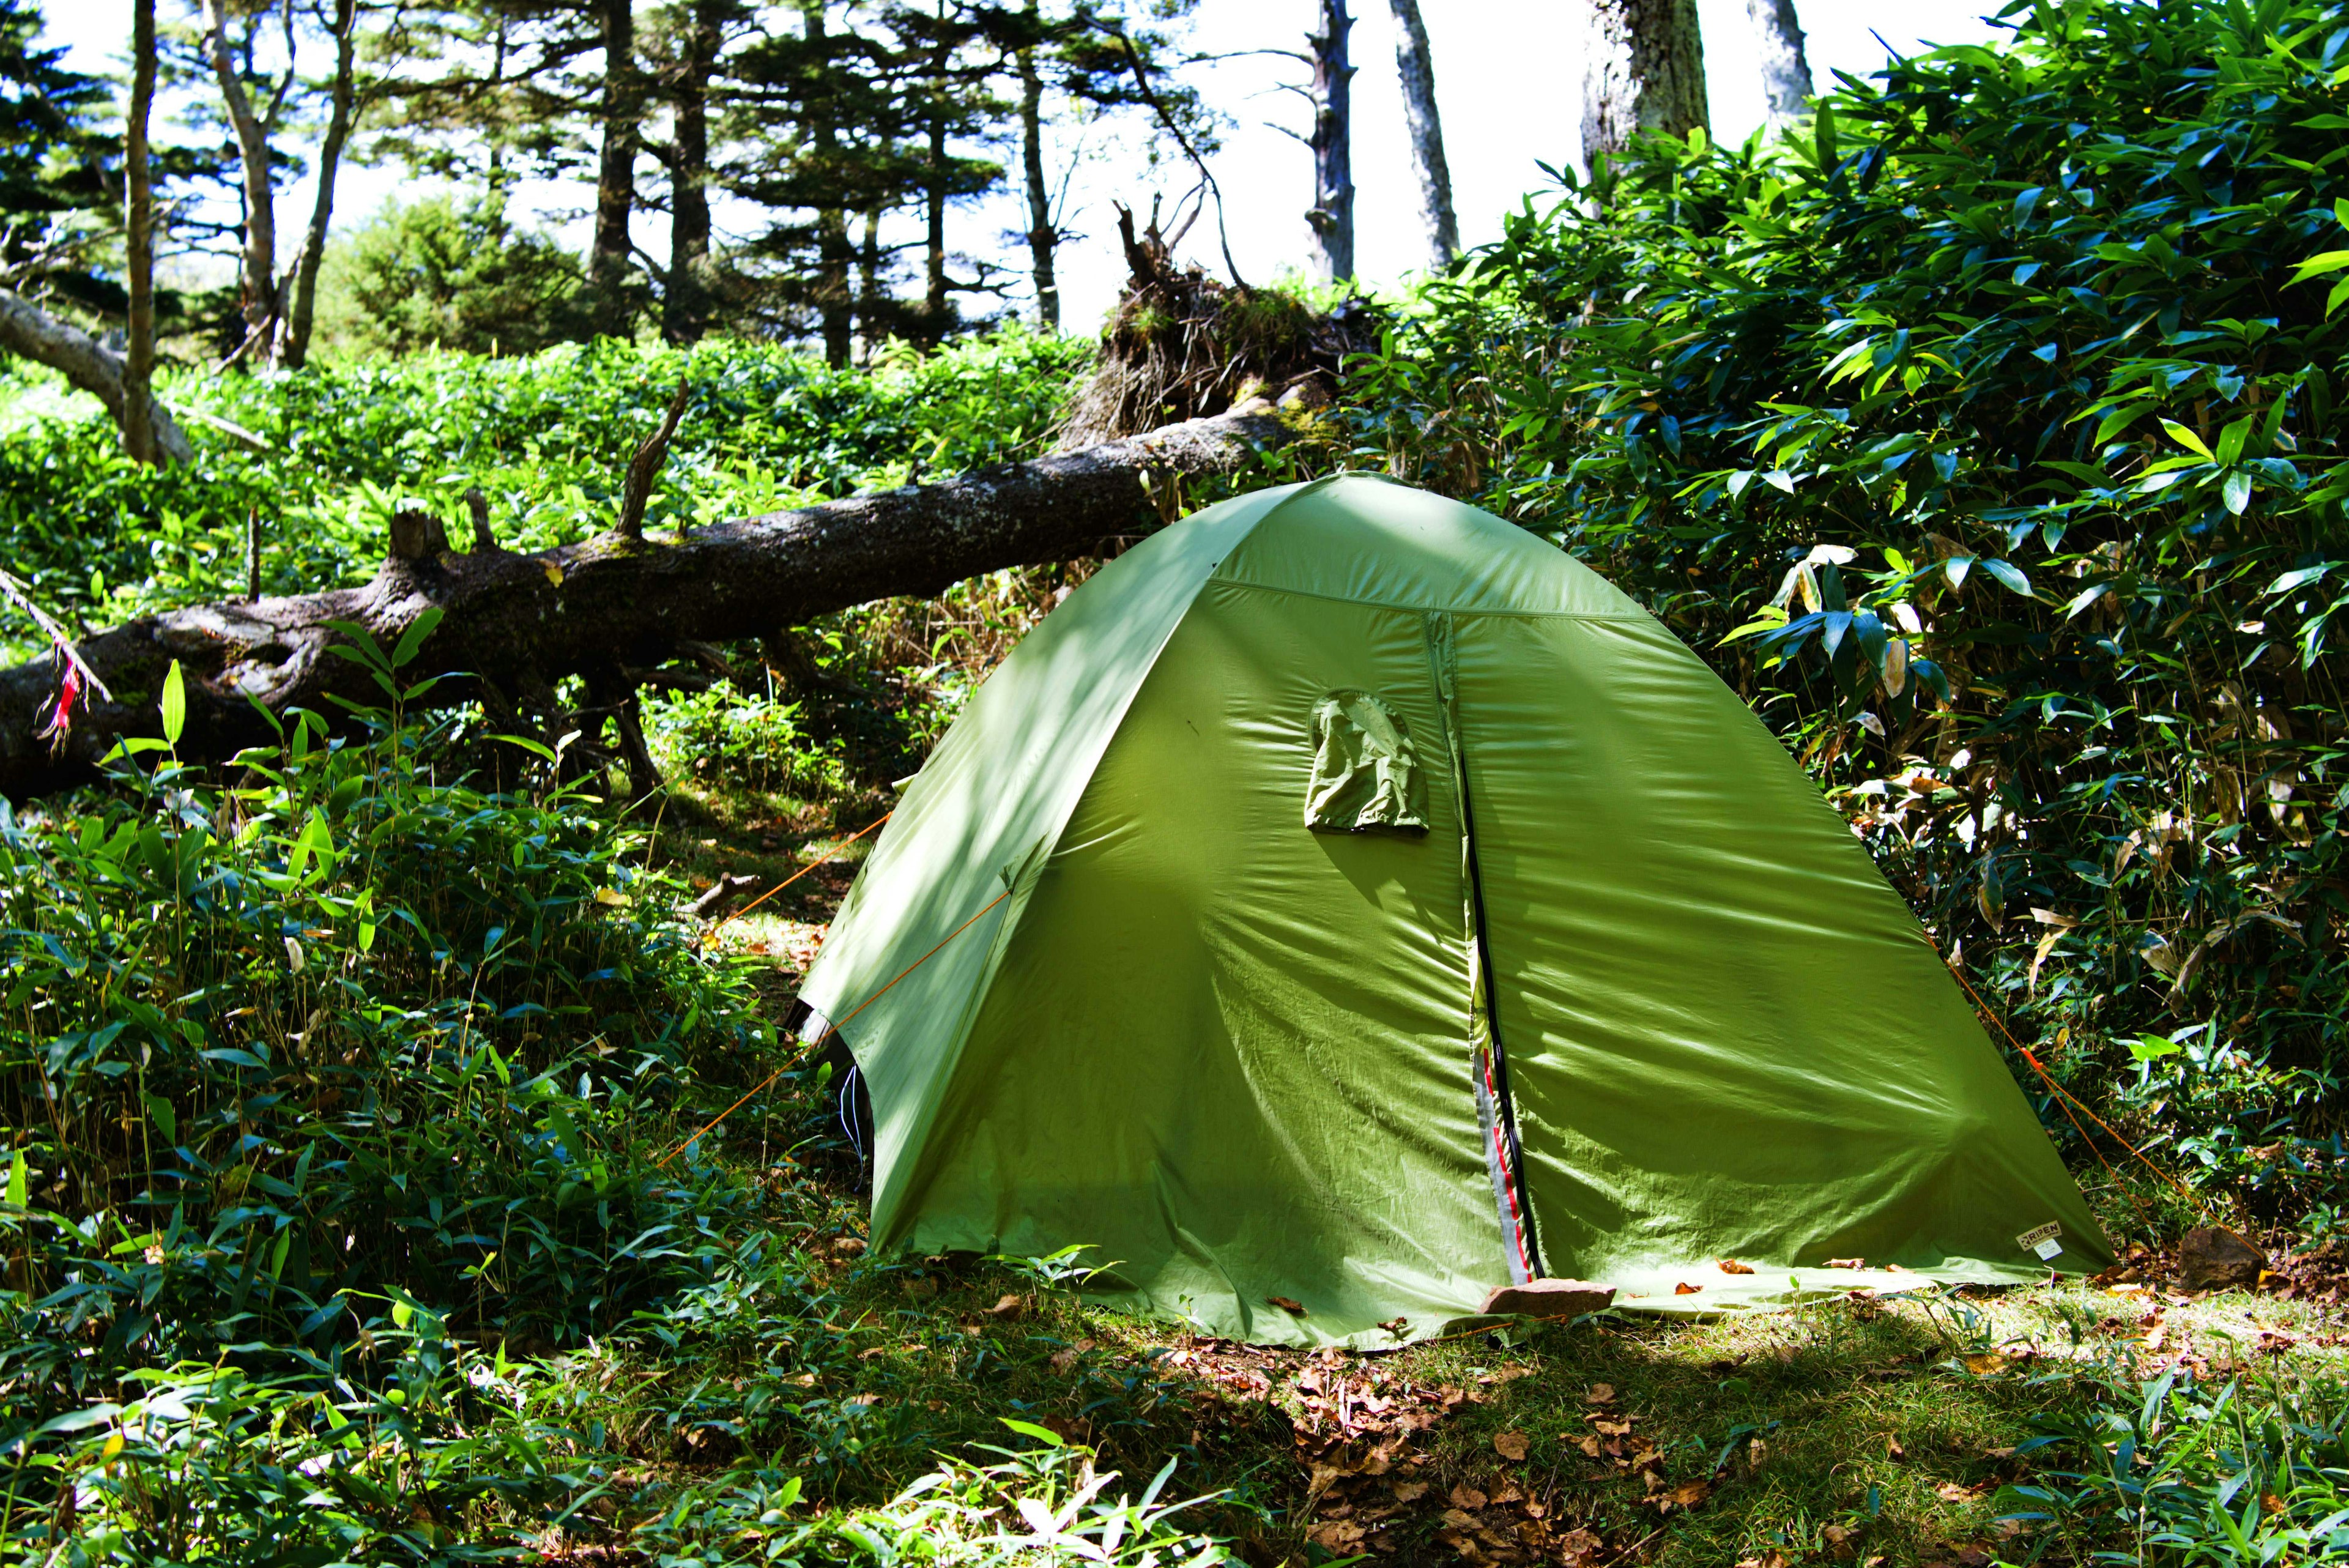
{"left": 1303, "top": 0, "right": 1353, "bottom": 281}
{"left": 588, "top": 0, "right": 642, "bottom": 336}
{"left": 817, "top": 207, "right": 853, "bottom": 366}
{"left": 200, "top": 0, "right": 282, "bottom": 365}
{"left": 1747, "top": 0, "right": 1811, "bottom": 125}
{"left": 1386, "top": 0, "right": 1455, "bottom": 269}
{"left": 283, "top": 0, "right": 358, "bottom": 368}
{"left": 923, "top": 103, "right": 948, "bottom": 338}
{"left": 920, "top": 4, "right": 952, "bottom": 344}
{"left": 1016, "top": 7, "right": 1055, "bottom": 330}
{"left": 1581, "top": 0, "right": 1708, "bottom": 163}
{"left": 801, "top": 0, "right": 853, "bottom": 366}
{"left": 857, "top": 205, "right": 882, "bottom": 359}
{"left": 0, "top": 292, "right": 191, "bottom": 462}
{"left": 124, "top": 0, "right": 163, "bottom": 463}
{"left": 662, "top": 0, "right": 721, "bottom": 344}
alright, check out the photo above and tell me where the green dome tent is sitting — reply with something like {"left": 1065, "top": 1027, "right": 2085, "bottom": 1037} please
{"left": 796, "top": 475, "right": 2109, "bottom": 1347}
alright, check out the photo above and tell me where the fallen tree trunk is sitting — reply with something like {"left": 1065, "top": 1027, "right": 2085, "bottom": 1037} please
{"left": 0, "top": 399, "right": 1304, "bottom": 799}
{"left": 0, "top": 289, "right": 192, "bottom": 465}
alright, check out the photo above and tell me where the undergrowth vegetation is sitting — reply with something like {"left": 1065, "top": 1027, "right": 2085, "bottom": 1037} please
{"left": 0, "top": 1, "right": 2343, "bottom": 1562}
{"left": 0, "top": 330, "right": 1092, "bottom": 666}
{"left": 1347, "top": 0, "right": 2349, "bottom": 1239}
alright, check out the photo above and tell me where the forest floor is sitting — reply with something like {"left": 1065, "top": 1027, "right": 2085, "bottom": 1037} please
{"left": 573, "top": 783, "right": 2349, "bottom": 1568}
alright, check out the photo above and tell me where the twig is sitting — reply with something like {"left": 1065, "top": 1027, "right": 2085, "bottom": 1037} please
{"left": 0, "top": 567, "right": 110, "bottom": 704}
{"left": 1107, "top": 26, "right": 1247, "bottom": 288}
{"left": 619, "top": 376, "right": 692, "bottom": 540}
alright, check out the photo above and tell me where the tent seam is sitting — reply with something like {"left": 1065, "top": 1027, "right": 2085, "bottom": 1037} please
{"left": 1201, "top": 576, "right": 1655, "bottom": 621}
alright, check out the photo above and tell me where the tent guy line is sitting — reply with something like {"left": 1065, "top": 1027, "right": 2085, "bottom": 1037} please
{"left": 659, "top": 885, "right": 1012, "bottom": 1170}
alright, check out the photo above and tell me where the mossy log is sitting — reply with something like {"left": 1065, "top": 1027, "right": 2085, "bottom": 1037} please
{"left": 0, "top": 400, "right": 1306, "bottom": 799}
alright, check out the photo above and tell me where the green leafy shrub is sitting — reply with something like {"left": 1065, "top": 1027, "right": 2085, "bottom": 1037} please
{"left": 646, "top": 681, "right": 848, "bottom": 801}
{"left": 313, "top": 191, "right": 595, "bottom": 359}
{"left": 0, "top": 628, "right": 776, "bottom": 1549}
{"left": 1346, "top": 0, "right": 2349, "bottom": 1225}
{"left": 2007, "top": 1363, "right": 2349, "bottom": 1563}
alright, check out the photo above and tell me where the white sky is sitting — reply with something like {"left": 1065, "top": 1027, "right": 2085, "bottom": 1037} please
{"left": 39, "top": 0, "right": 2010, "bottom": 332}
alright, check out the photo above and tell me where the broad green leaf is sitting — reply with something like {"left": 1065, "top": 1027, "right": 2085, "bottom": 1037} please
{"left": 2159, "top": 419, "right": 2214, "bottom": 460}
{"left": 1981, "top": 559, "right": 2033, "bottom": 598}
{"left": 159, "top": 660, "right": 185, "bottom": 748}
{"left": 2285, "top": 248, "right": 2349, "bottom": 284}
{"left": 390, "top": 606, "right": 446, "bottom": 669}
{"left": 2268, "top": 565, "right": 2336, "bottom": 594}
{"left": 999, "top": 1418, "right": 1064, "bottom": 1447}
{"left": 2222, "top": 470, "right": 2254, "bottom": 515}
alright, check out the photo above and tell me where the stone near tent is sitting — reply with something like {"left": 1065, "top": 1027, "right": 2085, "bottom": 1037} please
{"left": 2180, "top": 1225, "right": 2266, "bottom": 1292}
{"left": 1480, "top": 1279, "right": 1617, "bottom": 1319}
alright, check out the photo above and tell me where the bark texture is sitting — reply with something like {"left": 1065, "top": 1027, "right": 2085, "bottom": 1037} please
{"left": 0, "top": 290, "right": 191, "bottom": 464}
{"left": 284, "top": 0, "right": 359, "bottom": 368}
{"left": 588, "top": 0, "right": 643, "bottom": 333}
{"left": 1304, "top": 0, "right": 1354, "bottom": 281}
{"left": 1581, "top": 0, "right": 1709, "bottom": 163}
{"left": 802, "top": 0, "right": 854, "bottom": 366}
{"left": 1386, "top": 0, "right": 1456, "bottom": 269}
{"left": 124, "top": 0, "right": 161, "bottom": 464}
{"left": 1017, "top": 28, "right": 1057, "bottom": 330}
{"left": 1746, "top": 0, "right": 1811, "bottom": 125}
{"left": 199, "top": 0, "right": 284, "bottom": 365}
{"left": 661, "top": 0, "right": 724, "bottom": 344}
{"left": 0, "top": 403, "right": 1305, "bottom": 798}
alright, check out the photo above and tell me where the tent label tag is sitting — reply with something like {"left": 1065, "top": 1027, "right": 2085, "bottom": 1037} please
{"left": 2017, "top": 1222, "right": 2063, "bottom": 1260}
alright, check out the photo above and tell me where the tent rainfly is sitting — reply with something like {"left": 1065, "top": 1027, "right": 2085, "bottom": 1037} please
{"left": 796, "top": 475, "right": 2110, "bottom": 1347}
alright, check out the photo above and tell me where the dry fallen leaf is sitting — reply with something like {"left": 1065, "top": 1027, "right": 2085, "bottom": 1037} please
{"left": 1577, "top": 1434, "right": 1603, "bottom": 1458}
{"left": 1664, "top": 1479, "right": 1710, "bottom": 1510}
{"left": 1674, "top": 1281, "right": 1704, "bottom": 1295}
{"left": 1586, "top": 1383, "right": 1617, "bottom": 1404}
{"left": 1719, "top": 1259, "right": 1756, "bottom": 1275}
{"left": 1493, "top": 1430, "right": 1530, "bottom": 1461}
{"left": 1825, "top": 1257, "right": 1866, "bottom": 1269}
{"left": 987, "top": 1293, "right": 1026, "bottom": 1319}
{"left": 1448, "top": 1484, "right": 1488, "bottom": 1510}
{"left": 1390, "top": 1481, "right": 1428, "bottom": 1504}
{"left": 1266, "top": 1295, "right": 1306, "bottom": 1313}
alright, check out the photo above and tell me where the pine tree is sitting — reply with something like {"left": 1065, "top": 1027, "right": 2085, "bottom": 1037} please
{"left": 0, "top": 0, "right": 117, "bottom": 313}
